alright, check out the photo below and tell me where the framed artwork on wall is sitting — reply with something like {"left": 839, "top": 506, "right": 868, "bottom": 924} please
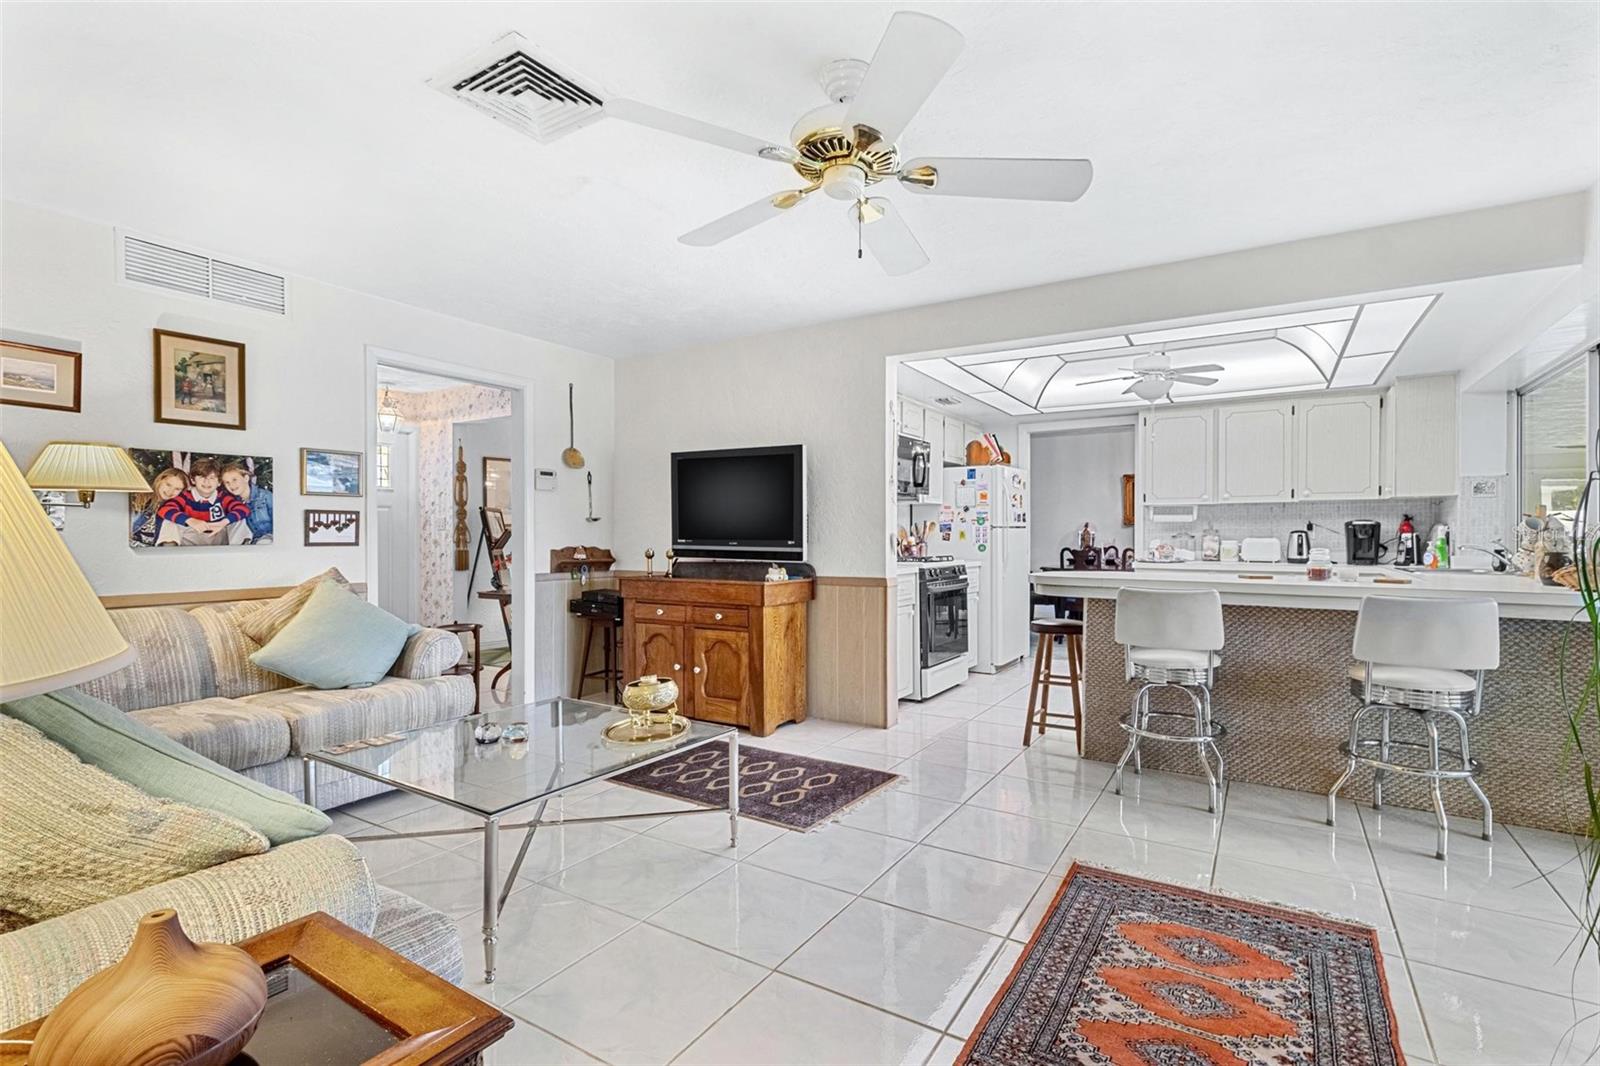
{"left": 483, "top": 455, "right": 511, "bottom": 523}
{"left": 1, "top": 338, "right": 81, "bottom": 412}
{"left": 301, "top": 448, "right": 363, "bottom": 496}
{"left": 153, "top": 330, "right": 246, "bottom": 430}
{"left": 126, "top": 447, "right": 274, "bottom": 548}
{"left": 304, "top": 509, "right": 360, "bottom": 546}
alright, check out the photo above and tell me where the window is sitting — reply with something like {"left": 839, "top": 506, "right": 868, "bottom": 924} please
{"left": 1518, "top": 352, "right": 1594, "bottom": 522}
{"left": 375, "top": 443, "right": 392, "bottom": 491}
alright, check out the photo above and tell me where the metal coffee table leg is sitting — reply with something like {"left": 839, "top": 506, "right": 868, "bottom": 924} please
{"left": 482, "top": 814, "right": 500, "bottom": 983}
{"left": 729, "top": 732, "right": 740, "bottom": 847}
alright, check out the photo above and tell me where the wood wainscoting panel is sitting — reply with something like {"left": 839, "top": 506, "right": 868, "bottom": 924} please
{"left": 808, "top": 577, "right": 892, "bottom": 728}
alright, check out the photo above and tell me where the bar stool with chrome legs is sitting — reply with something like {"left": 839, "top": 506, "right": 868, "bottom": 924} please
{"left": 1111, "top": 588, "right": 1227, "bottom": 813}
{"left": 1327, "top": 596, "right": 1498, "bottom": 861}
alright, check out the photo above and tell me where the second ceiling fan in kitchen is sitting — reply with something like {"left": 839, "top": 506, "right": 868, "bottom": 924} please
{"left": 1077, "top": 352, "right": 1225, "bottom": 403}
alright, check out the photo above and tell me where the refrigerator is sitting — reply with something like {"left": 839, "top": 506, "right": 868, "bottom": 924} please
{"left": 941, "top": 465, "right": 1030, "bottom": 670}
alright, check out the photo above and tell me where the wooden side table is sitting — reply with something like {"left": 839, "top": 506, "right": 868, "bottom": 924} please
{"left": 439, "top": 621, "right": 483, "bottom": 713}
{"left": 0, "top": 912, "right": 511, "bottom": 1066}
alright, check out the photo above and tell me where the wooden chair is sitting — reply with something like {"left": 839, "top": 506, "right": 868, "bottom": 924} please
{"left": 1023, "top": 618, "right": 1084, "bottom": 752}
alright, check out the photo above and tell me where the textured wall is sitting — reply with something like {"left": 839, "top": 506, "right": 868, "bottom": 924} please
{"left": 1031, "top": 427, "right": 1137, "bottom": 568}
{"left": 1079, "top": 598, "right": 1595, "bottom": 834}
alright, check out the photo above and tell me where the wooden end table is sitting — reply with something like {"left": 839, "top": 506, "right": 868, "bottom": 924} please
{"left": 0, "top": 912, "right": 511, "bottom": 1066}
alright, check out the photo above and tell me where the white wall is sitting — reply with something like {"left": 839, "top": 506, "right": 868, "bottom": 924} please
{"left": 0, "top": 201, "right": 615, "bottom": 597}
{"left": 1029, "top": 427, "right": 1137, "bottom": 568}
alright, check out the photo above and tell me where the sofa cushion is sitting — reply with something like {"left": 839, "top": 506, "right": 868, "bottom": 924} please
{"left": 238, "top": 567, "right": 351, "bottom": 646}
{"left": 190, "top": 601, "right": 299, "bottom": 699}
{"left": 1, "top": 688, "right": 330, "bottom": 846}
{"left": 243, "top": 675, "right": 474, "bottom": 756}
{"left": 0, "top": 717, "right": 269, "bottom": 926}
{"left": 250, "top": 581, "right": 419, "bottom": 690}
{"left": 76, "top": 605, "right": 217, "bottom": 712}
{"left": 129, "top": 697, "right": 292, "bottom": 771}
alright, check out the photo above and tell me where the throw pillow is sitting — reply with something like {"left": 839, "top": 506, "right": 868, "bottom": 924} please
{"left": 238, "top": 567, "right": 351, "bottom": 645}
{"left": 0, "top": 716, "right": 269, "bottom": 925}
{"left": 250, "top": 580, "right": 420, "bottom": 690}
{"left": 1, "top": 688, "right": 330, "bottom": 846}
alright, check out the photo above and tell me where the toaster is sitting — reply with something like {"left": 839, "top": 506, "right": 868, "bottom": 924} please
{"left": 1239, "top": 537, "right": 1283, "bottom": 563}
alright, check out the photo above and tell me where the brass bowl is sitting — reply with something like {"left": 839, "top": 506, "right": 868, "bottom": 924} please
{"left": 622, "top": 675, "right": 679, "bottom": 714}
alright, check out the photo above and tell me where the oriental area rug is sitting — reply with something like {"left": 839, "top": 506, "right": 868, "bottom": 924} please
{"left": 611, "top": 741, "right": 897, "bottom": 831}
{"left": 959, "top": 864, "right": 1406, "bottom": 1066}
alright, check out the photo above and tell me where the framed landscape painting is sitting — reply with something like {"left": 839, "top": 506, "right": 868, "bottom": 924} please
{"left": 126, "top": 447, "right": 274, "bottom": 548}
{"left": 1, "top": 338, "right": 81, "bottom": 412}
{"left": 153, "top": 330, "right": 246, "bottom": 430}
{"left": 301, "top": 448, "right": 363, "bottom": 496}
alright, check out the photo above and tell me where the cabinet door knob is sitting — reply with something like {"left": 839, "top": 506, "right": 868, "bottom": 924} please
{"left": 655, "top": 608, "right": 664, "bottom": 616}
{"left": 713, "top": 612, "right": 723, "bottom": 620}
{"left": 673, "top": 663, "right": 681, "bottom": 672}
{"left": 693, "top": 665, "right": 702, "bottom": 674}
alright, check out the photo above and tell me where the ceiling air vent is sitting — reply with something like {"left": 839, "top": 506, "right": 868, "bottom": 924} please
{"left": 430, "top": 31, "right": 606, "bottom": 143}
{"left": 119, "top": 233, "right": 288, "bottom": 316}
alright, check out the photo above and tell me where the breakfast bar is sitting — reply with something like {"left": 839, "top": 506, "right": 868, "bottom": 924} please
{"left": 1031, "top": 565, "right": 1590, "bottom": 833}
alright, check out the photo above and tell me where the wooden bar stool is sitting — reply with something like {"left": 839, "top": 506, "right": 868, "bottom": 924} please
{"left": 572, "top": 616, "right": 623, "bottom": 703}
{"left": 1024, "top": 618, "right": 1084, "bottom": 752}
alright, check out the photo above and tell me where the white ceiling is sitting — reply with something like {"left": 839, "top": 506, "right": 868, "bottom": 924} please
{"left": 3, "top": 2, "right": 1595, "bottom": 358}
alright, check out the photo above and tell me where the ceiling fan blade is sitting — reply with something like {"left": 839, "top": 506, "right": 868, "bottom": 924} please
{"left": 1121, "top": 382, "right": 1142, "bottom": 395}
{"left": 679, "top": 189, "right": 811, "bottom": 247}
{"left": 606, "top": 98, "right": 796, "bottom": 162}
{"left": 853, "top": 198, "right": 929, "bottom": 276}
{"left": 843, "top": 12, "right": 965, "bottom": 147}
{"left": 1171, "top": 374, "right": 1219, "bottom": 386}
{"left": 899, "top": 157, "right": 1094, "bottom": 202}
{"left": 1076, "top": 375, "right": 1136, "bottom": 387}
{"left": 1168, "top": 363, "right": 1225, "bottom": 375}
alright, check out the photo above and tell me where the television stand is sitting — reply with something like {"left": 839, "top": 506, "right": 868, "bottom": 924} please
{"left": 619, "top": 574, "right": 813, "bottom": 736}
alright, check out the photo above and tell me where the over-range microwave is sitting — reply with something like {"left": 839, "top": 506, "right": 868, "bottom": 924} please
{"left": 896, "top": 434, "right": 932, "bottom": 500}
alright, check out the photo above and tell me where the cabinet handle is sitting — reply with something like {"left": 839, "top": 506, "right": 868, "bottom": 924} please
{"left": 693, "top": 666, "right": 702, "bottom": 674}
{"left": 655, "top": 608, "right": 664, "bottom": 616}
{"left": 713, "top": 612, "right": 723, "bottom": 621}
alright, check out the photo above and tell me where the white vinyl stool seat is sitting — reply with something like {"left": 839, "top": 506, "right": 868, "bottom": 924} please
{"left": 1329, "top": 596, "right": 1499, "bottom": 861}
{"left": 1113, "top": 589, "right": 1227, "bottom": 813}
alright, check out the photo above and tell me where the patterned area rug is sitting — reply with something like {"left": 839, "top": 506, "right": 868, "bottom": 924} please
{"left": 611, "top": 741, "right": 898, "bottom": 832}
{"left": 961, "top": 864, "right": 1406, "bottom": 1066}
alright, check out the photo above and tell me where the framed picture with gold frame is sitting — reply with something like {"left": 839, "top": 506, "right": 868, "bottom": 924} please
{"left": 1, "top": 338, "right": 81, "bottom": 412}
{"left": 153, "top": 329, "right": 246, "bottom": 430}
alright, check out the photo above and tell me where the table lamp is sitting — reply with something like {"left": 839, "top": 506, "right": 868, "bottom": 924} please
{"left": 24, "top": 440, "right": 151, "bottom": 507}
{"left": 0, "top": 441, "right": 134, "bottom": 700}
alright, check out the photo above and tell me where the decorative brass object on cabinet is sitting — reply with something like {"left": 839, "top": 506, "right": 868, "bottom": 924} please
{"left": 453, "top": 444, "right": 469, "bottom": 570}
{"left": 31, "top": 908, "right": 267, "bottom": 1066}
{"left": 644, "top": 548, "right": 655, "bottom": 576}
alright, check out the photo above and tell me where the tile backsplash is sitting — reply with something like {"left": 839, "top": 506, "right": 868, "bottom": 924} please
{"left": 1146, "top": 497, "right": 1450, "bottom": 563}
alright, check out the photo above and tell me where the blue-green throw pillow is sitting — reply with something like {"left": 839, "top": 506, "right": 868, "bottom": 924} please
{"left": 1, "top": 688, "right": 329, "bottom": 846}
{"left": 250, "top": 579, "right": 420, "bottom": 690}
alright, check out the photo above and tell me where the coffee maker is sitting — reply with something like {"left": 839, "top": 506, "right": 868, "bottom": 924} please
{"left": 1344, "top": 520, "right": 1383, "bottom": 564}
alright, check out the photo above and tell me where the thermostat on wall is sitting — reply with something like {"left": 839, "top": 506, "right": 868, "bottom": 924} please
{"left": 535, "top": 469, "right": 558, "bottom": 492}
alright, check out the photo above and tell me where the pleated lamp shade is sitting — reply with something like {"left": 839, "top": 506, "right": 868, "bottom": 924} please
{"left": 0, "top": 442, "right": 134, "bottom": 700}
{"left": 25, "top": 441, "right": 151, "bottom": 504}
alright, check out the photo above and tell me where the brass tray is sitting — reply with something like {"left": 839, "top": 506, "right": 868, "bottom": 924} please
{"left": 602, "top": 716, "right": 689, "bottom": 744}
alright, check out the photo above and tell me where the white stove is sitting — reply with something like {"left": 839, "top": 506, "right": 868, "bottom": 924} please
{"left": 907, "top": 559, "right": 971, "bottom": 700}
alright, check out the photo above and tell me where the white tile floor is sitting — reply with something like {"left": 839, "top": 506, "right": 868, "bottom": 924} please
{"left": 331, "top": 665, "right": 1600, "bottom": 1065}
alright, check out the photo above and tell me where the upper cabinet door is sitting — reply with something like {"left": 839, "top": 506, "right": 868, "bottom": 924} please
{"left": 899, "top": 398, "right": 925, "bottom": 440}
{"left": 943, "top": 417, "right": 967, "bottom": 465}
{"left": 922, "top": 408, "right": 945, "bottom": 463}
{"left": 1217, "top": 401, "right": 1294, "bottom": 502}
{"left": 1296, "top": 394, "right": 1381, "bottom": 500}
{"left": 1389, "top": 375, "right": 1459, "bottom": 497}
{"left": 1143, "top": 407, "right": 1215, "bottom": 504}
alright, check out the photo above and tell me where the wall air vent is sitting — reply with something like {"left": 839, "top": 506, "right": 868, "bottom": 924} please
{"left": 430, "top": 31, "right": 606, "bottom": 143}
{"left": 118, "top": 233, "right": 288, "bottom": 316}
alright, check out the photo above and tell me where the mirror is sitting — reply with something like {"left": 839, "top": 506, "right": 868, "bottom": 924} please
{"left": 483, "top": 456, "right": 512, "bottom": 526}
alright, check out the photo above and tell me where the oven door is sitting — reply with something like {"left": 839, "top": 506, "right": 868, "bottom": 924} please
{"left": 920, "top": 578, "right": 969, "bottom": 668}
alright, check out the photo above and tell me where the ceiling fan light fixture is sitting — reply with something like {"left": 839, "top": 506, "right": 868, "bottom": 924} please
{"left": 823, "top": 163, "right": 869, "bottom": 201}
{"left": 1131, "top": 378, "right": 1170, "bottom": 402}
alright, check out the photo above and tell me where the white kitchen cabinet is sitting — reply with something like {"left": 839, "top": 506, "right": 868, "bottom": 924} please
{"left": 1296, "top": 394, "right": 1381, "bottom": 500}
{"left": 1217, "top": 401, "right": 1294, "bottom": 502}
{"left": 899, "top": 398, "right": 925, "bottom": 440}
{"left": 1143, "top": 407, "right": 1214, "bottom": 504}
{"left": 944, "top": 417, "right": 968, "bottom": 465}
{"left": 923, "top": 408, "right": 946, "bottom": 464}
{"left": 1386, "top": 375, "right": 1458, "bottom": 497}
{"left": 895, "top": 574, "right": 916, "bottom": 699}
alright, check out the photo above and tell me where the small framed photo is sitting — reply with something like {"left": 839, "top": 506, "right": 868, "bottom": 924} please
{"left": 300, "top": 448, "right": 363, "bottom": 497}
{"left": 304, "top": 508, "right": 360, "bottom": 546}
{"left": 153, "top": 329, "right": 246, "bottom": 430}
{"left": 2, "top": 339, "right": 81, "bottom": 412}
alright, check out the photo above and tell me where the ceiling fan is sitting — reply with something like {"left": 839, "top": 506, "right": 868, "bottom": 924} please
{"left": 1077, "top": 353, "right": 1225, "bottom": 403}
{"left": 602, "top": 11, "right": 1093, "bottom": 275}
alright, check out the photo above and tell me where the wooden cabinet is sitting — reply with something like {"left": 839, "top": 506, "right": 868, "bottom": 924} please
{"left": 1386, "top": 374, "right": 1458, "bottom": 497}
{"left": 1296, "top": 394, "right": 1381, "bottom": 500}
{"left": 1217, "top": 401, "right": 1294, "bottom": 502}
{"left": 620, "top": 576, "right": 813, "bottom": 736}
{"left": 1143, "top": 407, "right": 1214, "bottom": 504}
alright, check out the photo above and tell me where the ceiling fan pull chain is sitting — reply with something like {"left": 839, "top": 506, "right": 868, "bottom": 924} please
{"left": 857, "top": 202, "right": 864, "bottom": 259}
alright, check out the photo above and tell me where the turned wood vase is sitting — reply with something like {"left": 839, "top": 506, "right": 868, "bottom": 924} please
{"left": 31, "top": 908, "right": 268, "bottom": 1066}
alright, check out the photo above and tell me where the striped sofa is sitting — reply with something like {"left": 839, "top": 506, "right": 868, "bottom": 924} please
{"left": 79, "top": 598, "right": 476, "bottom": 809}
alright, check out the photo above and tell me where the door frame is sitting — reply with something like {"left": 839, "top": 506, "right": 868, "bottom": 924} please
{"left": 365, "top": 345, "right": 531, "bottom": 706}
{"left": 374, "top": 426, "right": 420, "bottom": 622}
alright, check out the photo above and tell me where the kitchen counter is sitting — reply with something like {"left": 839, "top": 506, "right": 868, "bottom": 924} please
{"left": 1033, "top": 565, "right": 1592, "bottom": 834}
{"left": 1031, "top": 565, "right": 1582, "bottom": 621}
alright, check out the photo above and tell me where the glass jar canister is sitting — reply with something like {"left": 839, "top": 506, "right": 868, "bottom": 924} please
{"left": 1306, "top": 547, "right": 1334, "bottom": 581}
{"left": 1200, "top": 528, "right": 1221, "bottom": 561}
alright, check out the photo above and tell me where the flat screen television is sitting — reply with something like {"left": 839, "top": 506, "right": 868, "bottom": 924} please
{"left": 671, "top": 445, "right": 806, "bottom": 562}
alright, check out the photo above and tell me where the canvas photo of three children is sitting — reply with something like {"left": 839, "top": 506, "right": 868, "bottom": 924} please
{"left": 127, "top": 448, "right": 273, "bottom": 547}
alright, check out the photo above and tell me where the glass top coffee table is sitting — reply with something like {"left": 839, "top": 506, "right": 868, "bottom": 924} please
{"left": 302, "top": 698, "right": 739, "bottom": 984}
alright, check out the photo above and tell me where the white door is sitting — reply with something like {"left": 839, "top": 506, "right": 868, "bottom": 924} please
{"left": 1143, "top": 407, "right": 1215, "bottom": 504}
{"left": 374, "top": 429, "right": 419, "bottom": 621}
{"left": 1217, "top": 401, "right": 1294, "bottom": 502}
{"left": 1296, "top": 394, "right": 1381, "bottom": 500}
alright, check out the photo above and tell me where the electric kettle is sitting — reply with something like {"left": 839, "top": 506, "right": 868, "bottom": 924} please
{"left": 1287, "top": 528, "right": 1311, "bottom": 563}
